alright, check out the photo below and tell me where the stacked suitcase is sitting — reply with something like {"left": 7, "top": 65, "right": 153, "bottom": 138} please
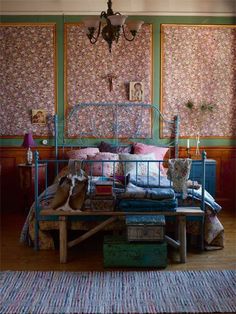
{"left": 103, "top": 215, "right": 167, "bottom": 268}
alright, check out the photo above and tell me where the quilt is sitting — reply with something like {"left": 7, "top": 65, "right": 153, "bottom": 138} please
{"left": 20, "top": 173, "right": 224, "bottom": 250}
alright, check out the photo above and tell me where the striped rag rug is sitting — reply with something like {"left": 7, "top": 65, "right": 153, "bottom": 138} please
{"left": 1, "top": 270, "right": 236, "bottom": 314}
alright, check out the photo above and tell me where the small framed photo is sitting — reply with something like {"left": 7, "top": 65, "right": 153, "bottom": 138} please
{"left": 129, "top": 82, "right": 144, "bottom": 102}
{"left": 32, "top": 109, "right": 47, "bottom": 125}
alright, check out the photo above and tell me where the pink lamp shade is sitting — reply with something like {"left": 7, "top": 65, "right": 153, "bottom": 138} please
{"left": 21, "top": 133, "right": 36, "bottom": 148}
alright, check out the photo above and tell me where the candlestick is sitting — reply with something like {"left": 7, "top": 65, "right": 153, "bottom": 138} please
{"left": 187, "top": 139, "right": 190, "bottom": 148}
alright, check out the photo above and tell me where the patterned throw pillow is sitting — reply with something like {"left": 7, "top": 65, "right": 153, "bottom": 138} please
{"left": 99, "top": 141, "right": 132, "bottom": 154}
{"left": 133, "top": 142, "right": 169, "bottom": 172}
{"left": 66, "top": 147, "right": 99, "bottom": 160}
{"left": 119, "top": 153, "right": 159, "bottom": 176}
{"left": 84, "top": 152, "right": 122, "bottom": 177}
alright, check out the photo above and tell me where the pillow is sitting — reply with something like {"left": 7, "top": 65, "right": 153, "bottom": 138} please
{"left": 119, "top": 153, "right": 159, "bottom": 176}
{"left": 84, "top": 152, "right": 122, "bottom": 177}
{"left": 66, "top": 147, "right": 99, "bottom": 160}
{"left": 99, "top": 141, "right": 132, "bottom": 154}
{"left": 133, "top": 142, "right": 168, "bottom": 171}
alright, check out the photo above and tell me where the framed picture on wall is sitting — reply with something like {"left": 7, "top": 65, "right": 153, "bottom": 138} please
{"left": 129, "top": 82, "right": 144, "bottom": 102}
{"left": 32, "top": 109, "right": 47, "bottom": 125}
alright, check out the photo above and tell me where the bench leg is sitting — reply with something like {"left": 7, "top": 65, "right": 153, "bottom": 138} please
{"left": 59, "top": 216, "right": 67, "bottom": 263}
{"left": 178, "top": 215, "right": 187, "bottom": 263}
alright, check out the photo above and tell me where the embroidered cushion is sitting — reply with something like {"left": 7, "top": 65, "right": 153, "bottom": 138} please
{"left": 66, "top": 147, "right": 99, "bottom": 160}
{"left": 85, "top": 152, "right": 121, "bottom": 176}
{"left": 133, "top": 142, "right": 168, "bottom": 171}
{"left": 119, "top": 153, "right": 159, "bottom": 176}
{"left": 99, "top": 141, "right": 132, "bottom": 154}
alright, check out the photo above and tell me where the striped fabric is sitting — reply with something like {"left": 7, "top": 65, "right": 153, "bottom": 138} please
{"left": 1, "top": 270, "right": 236, "bottom": 314}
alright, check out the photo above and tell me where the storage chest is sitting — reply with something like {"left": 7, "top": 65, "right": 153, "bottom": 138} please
{"left": 103, "top": 235, "right": 167, "bottom": 268}
{"left": 126, "top": 215, "right": 165, "bottom": 242}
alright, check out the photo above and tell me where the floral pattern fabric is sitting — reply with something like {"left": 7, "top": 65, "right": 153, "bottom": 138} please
{"left": 0, "top": 24, "right": 56, "bottom": 136}
{"left": 167, "top": 158, "right": 192, "bottom": 198}
{"left": 65, "top": 23, "right": 152, "bottom": 138}
{"left": 161, "top": 24, "right": 236, "bottom": 137}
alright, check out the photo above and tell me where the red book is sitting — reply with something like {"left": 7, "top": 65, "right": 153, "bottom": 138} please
{"left": 95, "top": 181, "right": 113, "bottom": 195}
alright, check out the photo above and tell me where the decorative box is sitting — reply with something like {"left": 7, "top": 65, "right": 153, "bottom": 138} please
{"left": 95, "top": 181, "right": 113, "bottom": 196}
{"left": 126, "top": 215, "right": 165, "bottom": 242}
{"left": 103, "top": 235, "right": 167, "bottom": 268}
{"left": 90, "top": 193, "right": 116, "bottom": 211}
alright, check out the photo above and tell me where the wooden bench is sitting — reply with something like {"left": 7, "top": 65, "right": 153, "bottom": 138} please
{"left": 40, "top": 207, "right": 204, "bottom": 264}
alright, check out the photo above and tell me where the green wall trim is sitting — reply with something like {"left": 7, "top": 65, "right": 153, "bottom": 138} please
{"left": 1, "top": 15, "right": 235, "bottom": 147}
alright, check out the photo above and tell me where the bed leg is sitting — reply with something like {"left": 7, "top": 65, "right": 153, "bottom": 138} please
{"left": 34, "top": 220, "right": 39, "bottom": 251}
{"left": 178, "top": 215, "right": 187, "bottom": 263}
{"left": 200, "top": 216, "right": 205, "bottom": 251}
{"left": 59, "top": 216, "right": 67, "bottom": 263}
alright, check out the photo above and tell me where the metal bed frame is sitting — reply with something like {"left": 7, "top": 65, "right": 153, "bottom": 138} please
{"left": 33, "top": 103, "right": 206, "bottom": 263}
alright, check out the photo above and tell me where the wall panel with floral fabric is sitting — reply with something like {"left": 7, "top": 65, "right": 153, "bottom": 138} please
{"left": 161, "top": 24, "right": 236, "bottom": 138}
{"left": 0, "top": 23, "right": 56, "bottom": 137}
{"left": 64, "top": 23, "right": 153, "bottom": 139}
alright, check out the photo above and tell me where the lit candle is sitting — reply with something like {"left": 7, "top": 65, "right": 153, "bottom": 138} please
{"left": 187, "top": 139, "right": 190, "bottom": 148}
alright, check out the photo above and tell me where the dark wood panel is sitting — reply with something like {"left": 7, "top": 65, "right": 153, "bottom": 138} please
{"left": 1, "top": 146, "right": 235, "bottom": 211}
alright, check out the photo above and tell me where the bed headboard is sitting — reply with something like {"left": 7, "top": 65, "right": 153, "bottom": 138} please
{"left": 54, "top": 103, "right": 179, "bottom": 159}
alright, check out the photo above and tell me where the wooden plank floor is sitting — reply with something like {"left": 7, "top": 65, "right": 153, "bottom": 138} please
{"left": 1, "top": 209, "right": 236, "bottom": 271}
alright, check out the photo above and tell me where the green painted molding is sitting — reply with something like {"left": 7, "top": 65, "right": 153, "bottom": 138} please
{"left": 1, "top": 15, "right": 235, "bottom": 147}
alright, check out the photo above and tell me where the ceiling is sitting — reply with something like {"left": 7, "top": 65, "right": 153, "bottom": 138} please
{"left": 1, "top": 0, "right": 236, "bottom": 16}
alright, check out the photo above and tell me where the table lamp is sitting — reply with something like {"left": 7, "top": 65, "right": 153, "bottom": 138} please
{"left": 21, "top": 133, "right": 36, "bottom": 165}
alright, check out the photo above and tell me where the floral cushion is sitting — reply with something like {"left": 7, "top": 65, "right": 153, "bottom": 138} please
{"left": 133, "top": 142, "right": 168, "bottom": 171}
{"left": 85, "top": 152, "right": 122, "bottom": 176}
{"left": 66, "top": 147, "right": 99, "bottom": 160}
{"left": 119, "top": 153, "right": 159, "bottom": 176}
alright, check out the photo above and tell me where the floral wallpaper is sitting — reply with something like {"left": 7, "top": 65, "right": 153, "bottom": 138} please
{"left": 0, "top": 24, "right": 56, "bottom": 137}
{"left": 161, "top": 24, "right": 236, "bottom": 138}
{"left": 65, "top": 23, "right": 152, "bottom": 138}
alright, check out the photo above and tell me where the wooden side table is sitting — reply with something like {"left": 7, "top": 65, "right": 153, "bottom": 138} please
{"left": 18, "top": 163, "right": 46, "bottom": 211}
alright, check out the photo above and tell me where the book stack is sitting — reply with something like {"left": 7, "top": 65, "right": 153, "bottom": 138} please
{"left": 91, "top": 181, "right": 115, "bottom": 211}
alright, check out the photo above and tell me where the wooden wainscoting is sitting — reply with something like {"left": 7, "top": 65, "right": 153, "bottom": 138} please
{"left": 0, "top": 146, "right": 235, "bottom": 212}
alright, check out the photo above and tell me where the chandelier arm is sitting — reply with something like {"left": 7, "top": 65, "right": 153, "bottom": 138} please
{"left": 88, "top": 21, "right": 102, "bottom": 44}
{"left": 100, "top": 11, "right": 107, "bottom": 18}
{"left": 122, "top": 25, "right": 135, "bottom": 42}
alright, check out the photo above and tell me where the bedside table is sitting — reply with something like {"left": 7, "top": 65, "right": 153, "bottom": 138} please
{"left": 189, "top": 159, "right": 216, "bottom": 197}
{"left": 18, "top": 163, "right": 46, "bottom": 210}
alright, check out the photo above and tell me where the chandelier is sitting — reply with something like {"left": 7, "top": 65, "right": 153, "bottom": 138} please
{"left": 83, "top": 0, "right": 144, "bottom": 52}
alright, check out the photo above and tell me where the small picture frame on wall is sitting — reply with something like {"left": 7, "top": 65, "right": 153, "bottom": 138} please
{"left": 129, "top": 82, "right": 144, "bottom": 102}
{"left": 32, "top": 109, "right": 47, "bottom": 125}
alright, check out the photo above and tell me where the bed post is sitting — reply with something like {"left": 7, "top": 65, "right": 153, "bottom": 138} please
{"left": 54, "top": 114, "right": 59, "bottom": 176}
{"left": 34, "top": 150, "right": 40, "bottom": 251}
{"left": 174, "top": 115, "right": 179, "bottom": 158}
{"left": 54, "top": 114, "right": 58, "bottom": 160}
{"left": 201, "top": 150, "right": 207, "bottom": 211}
{"left": 200, "top": 150, "right": 207, "bottom": 251}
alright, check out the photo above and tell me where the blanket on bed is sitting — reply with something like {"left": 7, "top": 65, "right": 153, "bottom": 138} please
{"left": 129, "top": 175, "right": 221, "bottom": 213}
{"left": 20, "top": 174, "right": 223, "bottom": 250}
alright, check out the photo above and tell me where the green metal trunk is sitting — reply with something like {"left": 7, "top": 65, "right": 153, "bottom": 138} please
{"left": 103, "top": 235, "right": 167, "bottom": 268}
